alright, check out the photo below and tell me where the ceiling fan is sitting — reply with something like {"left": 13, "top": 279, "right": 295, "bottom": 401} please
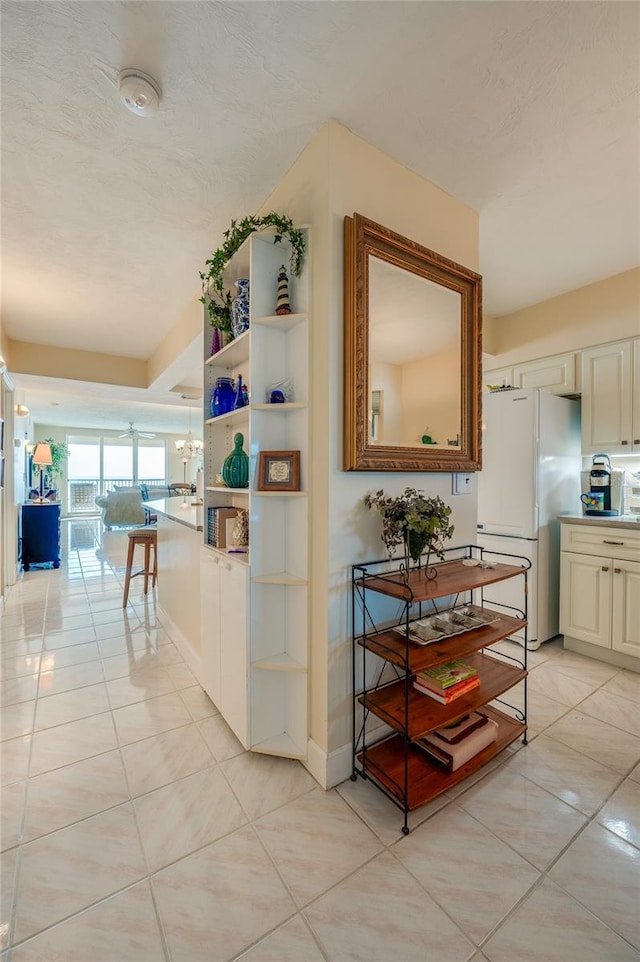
{"left": 119, "top": 421, "right": 156, "bottom": 440}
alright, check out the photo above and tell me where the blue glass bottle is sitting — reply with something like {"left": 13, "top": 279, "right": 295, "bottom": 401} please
{"left": 234, "top": 374, "right": 247, "bottom": 409}
{"left": 211, "top": 377, "right": 235, "bottom": 418}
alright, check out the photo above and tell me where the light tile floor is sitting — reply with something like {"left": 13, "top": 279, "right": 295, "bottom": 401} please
{"left": 1, "top": 519, "right": 639, "bottom": 961}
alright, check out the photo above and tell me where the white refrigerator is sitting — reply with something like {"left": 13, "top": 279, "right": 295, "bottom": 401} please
{"left": 477, "top": 389, "right": 581, "bottom": 649}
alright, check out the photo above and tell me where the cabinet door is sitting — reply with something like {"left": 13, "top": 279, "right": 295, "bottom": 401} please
{"left": 513, "top": 353, "right": 576, "bottom": 396}
{"left": 611, "top": 560, "right": 640, "bottom": 658}
{"left": 219, "top": 559, "right": 249, "bottom": 748}
{"left": 199, "top": 550, "right": 222, "bottom": 708}
{"left": 560, "top": 551, "right": 611, "bottom": 648}
{"left": 482, "top": 366, "right": 513, "bottom": 390}
{"left": 581, "top": 341, "right": 633, "bottom": 454}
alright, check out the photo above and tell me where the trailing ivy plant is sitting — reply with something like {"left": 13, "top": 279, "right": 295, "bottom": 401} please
{"left": 199, "top": 212, "right": 305, "bottom": 338}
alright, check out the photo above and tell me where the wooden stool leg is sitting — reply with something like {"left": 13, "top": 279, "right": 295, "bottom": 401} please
{"left": 143, "top": 540, "right": 151, "bottom": 594}
{"left": 151, "top": 539, "right": 158, "bottom": 587}
{"left": 123, "top": 536, "right": 136, "bottom": 608}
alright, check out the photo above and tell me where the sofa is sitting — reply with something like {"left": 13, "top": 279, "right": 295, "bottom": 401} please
{"left": 95, "top": 487, "right": 147, "bottom": 530}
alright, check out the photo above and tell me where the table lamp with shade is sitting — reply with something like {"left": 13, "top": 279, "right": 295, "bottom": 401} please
{"left": 32, "top": 442, "right": 53, "bottom": 502}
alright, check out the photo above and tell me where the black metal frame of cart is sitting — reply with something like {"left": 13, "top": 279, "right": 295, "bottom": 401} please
{"left": 351, "top": 542, "right": 530, "bottom": 834}
{"left": 20, "top": 502, "right": 61, "bottom": 571}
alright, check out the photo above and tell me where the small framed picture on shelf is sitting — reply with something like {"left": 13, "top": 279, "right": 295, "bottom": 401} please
{"left": 256, "top": 450, "right": 300, "bottom": 492}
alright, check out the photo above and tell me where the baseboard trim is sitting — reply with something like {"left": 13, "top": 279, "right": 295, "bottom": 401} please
{"left": 563, "top": 635, "right": 640, "bottom": 673}
{"left": 305, "top": 738, "right": 355, "bottom": 790}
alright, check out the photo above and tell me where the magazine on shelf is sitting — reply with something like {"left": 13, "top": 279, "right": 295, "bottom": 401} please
{"left": 415, "top": 660, "right": 478, "bottom": 690}
{"left": 393, "top": 605, "right": 500, "bottom": 646}
{"left": 414, "top": 675, "right": 480, "bottom": 704}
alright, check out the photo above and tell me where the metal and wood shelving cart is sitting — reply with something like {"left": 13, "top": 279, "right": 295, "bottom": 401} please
{"left": 351, "top": 544, "right": 529, "bottom": 833}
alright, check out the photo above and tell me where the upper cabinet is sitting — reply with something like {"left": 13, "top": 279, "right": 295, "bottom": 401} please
{"left": 581, "top": 339, "right": 639, "bottom": 455}
{"left": 512, "top": 353, "right": 577, "bottom": 396}
{"left": 483, "top": 352, "right": 577, "bottom": 396}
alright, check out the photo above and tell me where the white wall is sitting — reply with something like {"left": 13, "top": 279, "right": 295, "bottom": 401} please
{"left": 401, "top": 348, "right": 460, "bottom": 447}
{"left": 260, "top": 120, "right": 479, "bottom": 784}
{"left": 486, "top": 267, "right": 640, "bottom": 368}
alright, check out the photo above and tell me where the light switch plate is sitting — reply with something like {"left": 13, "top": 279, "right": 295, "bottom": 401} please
{"left": 452, "top": 473, "right": 472, "bottom": 495}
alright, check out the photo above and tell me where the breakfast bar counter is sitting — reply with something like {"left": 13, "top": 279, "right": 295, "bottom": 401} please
{"left": 146, "top": 497, "right": 204, "bottom": 672}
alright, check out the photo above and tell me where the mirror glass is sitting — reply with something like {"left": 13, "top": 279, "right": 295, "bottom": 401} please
{"left": 369, "top": 256, "right": 461, "bottom": 449}
{"left": 344, "top": 213, "right": 482, "bottom": 472}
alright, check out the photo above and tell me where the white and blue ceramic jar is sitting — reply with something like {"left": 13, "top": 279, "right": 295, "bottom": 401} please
{"left": 231, "top": 278, "right": 250, "bottom": 337}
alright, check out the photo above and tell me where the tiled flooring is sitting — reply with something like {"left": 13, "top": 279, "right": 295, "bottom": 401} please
{"left": 1, "top": 520, "right": 640, "bottom": 961}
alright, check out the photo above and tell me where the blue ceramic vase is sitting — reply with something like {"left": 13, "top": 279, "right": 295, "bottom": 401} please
{"left": 231, "top": 279, "right": 250, "bottom": 337}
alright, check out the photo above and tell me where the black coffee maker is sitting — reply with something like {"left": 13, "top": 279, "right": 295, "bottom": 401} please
{"left": 580, "top": 453, "right": 619, "bottom": 516}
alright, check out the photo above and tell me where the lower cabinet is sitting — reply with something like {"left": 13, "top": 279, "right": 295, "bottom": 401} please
{"left": 20, "top": 502, "right": 61, "bottom": 570}
{"left": 200, "top": 547, "right": 249, "bottom": 746}
{"left": 560, "top": 523, "right": 640, "bottom": 661}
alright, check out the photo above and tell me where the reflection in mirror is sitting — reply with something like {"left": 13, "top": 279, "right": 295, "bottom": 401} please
{"left": 369, "top": 256, "right": 461, "bottom": 449}
{"left": 344, "top": 213, "right": 482, "bottom": 472}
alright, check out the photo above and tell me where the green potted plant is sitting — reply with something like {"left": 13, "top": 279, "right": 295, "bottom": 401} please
{"left": 364, "top": 487, "right": 454, "bottom": 577}
{"left": 32, "top": 439, "right": 69, "bottom": 495}
{"left": 199, "top": 212, "right": 305, "bottom": 341}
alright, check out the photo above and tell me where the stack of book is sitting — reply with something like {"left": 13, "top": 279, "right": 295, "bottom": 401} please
{"left": 207, "top": 506, "right": 240, "bottom": 548}
{"left": 413, "top": 660, "right": 479, "bottom": 704}
{"left": 417, "top": 711, "right": 499, "bottom": 772}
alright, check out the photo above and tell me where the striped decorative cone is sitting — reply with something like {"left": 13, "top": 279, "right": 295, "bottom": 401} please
{"left": 275, "top": 265, "right": 292, "bottom": 315}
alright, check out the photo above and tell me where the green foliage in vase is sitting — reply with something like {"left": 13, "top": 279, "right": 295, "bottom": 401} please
{"left": 199, "top": 212, "right": 305, "bottom": 337}
{"left": 364, "top": 487, "right": 455, "bottom": 562}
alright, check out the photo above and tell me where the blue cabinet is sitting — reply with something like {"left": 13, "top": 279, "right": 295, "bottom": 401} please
{"left": 20, "top": 502, "right": 61, "bottom": 571}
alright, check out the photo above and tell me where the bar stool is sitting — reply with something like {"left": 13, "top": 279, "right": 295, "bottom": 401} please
{"left": 122, "top": 528, "right": 158, "bottom": 608}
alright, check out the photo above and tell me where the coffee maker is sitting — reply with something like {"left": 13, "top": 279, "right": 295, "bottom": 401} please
{"left": 580, "top": 454, "right": 625, "bottom": 516}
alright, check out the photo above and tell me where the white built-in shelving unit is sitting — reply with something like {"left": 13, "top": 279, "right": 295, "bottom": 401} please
{"left": 200, "top": 227, "right": 310, "bottom": 760}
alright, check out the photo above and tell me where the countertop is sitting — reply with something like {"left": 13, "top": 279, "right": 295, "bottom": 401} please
{"left": 146, "top": 497, "right": 204, "bottom": 532}
{"left": 559, "top": 514, "right": 640, "bottom": 530}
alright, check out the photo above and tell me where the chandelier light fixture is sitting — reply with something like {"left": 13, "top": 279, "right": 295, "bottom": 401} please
{"left": 175, "top": 408, "right": 203, "bottom": 462}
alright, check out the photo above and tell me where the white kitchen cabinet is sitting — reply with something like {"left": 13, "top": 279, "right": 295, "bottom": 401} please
{"left": 202, "top": 225, "right": 310, "bottom": 759}
{"left": 560, "top": 522, "right": 640, "bottom": 665}
{"left": 512, "top": 352, "right": 577, "bottom": 396}
{"left": 482, "top": 366, "right": 513, "bottom": 390}
{"left": 199, "top": 546, "right": 250, "bottom": 746}
{"left": 581, "top": 338, "right": 639, "bottom": 455}
{"left": 560, "top": 552, "right": 612, "bottom": 649}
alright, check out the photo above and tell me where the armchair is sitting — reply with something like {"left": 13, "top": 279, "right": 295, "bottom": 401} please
{"left": 95, "top": 488, "right": 146, "bottom": 530}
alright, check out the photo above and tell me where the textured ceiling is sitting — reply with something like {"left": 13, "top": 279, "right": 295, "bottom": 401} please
{"left": 2, "top": 1, "right": 639, "bottom": 426}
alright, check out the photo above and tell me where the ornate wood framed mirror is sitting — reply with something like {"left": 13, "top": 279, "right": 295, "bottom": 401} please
{"left": 344, "top": 213, "right": 482, "bottom": 472}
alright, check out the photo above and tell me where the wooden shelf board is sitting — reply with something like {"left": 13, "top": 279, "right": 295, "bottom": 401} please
{"left": 251, "top": 653, "right": 306, "bottom": 672}
{"left": 251, "top": 732, "right": 306, "bottom": 759}
{"left": 208, "top": 546, "right": 250, "bottom": 566}
{"left": 205, "top": 486, "right": 249, "bottom": 494}
{"left": 205, "top": 407, "right": 250, "bottom": 427}
{"left": 251, "top": 402, "right": 307, "bottom": 411}
{"left": 358, "top": 706, "right": 524, "bottom": 810}
{"left": 360, "top": 559, "right": 528, "bottom": 603}
{"left": 205, "top": 330, "right": 250, "bottom": 368}
{"left": 358, "top": 610, "right": 526, "bottom": 672}
{"left": 252, "top": 490, "right": 307, "bottom": 498}
{"left": 252, "top": 312, "right": 308, "bottom": 331}
{"left": 359, "top": 652, "right": 526, "bottom": 740}
{"left": 251, "top": 572, "right": 307, "bottom": 585}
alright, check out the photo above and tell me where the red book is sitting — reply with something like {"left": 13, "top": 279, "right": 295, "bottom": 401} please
{"left": 414, "top": 675, "right": 480, "bottom": 704}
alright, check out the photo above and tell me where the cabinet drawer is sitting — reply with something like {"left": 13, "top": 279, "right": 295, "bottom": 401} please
{"left": 561, "top": 523, "right": 640, "bottom": 561}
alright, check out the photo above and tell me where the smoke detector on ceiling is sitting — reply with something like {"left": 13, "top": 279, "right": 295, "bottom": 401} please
{"left": 119, "top": 69, "right": 161, "bottom": 116}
